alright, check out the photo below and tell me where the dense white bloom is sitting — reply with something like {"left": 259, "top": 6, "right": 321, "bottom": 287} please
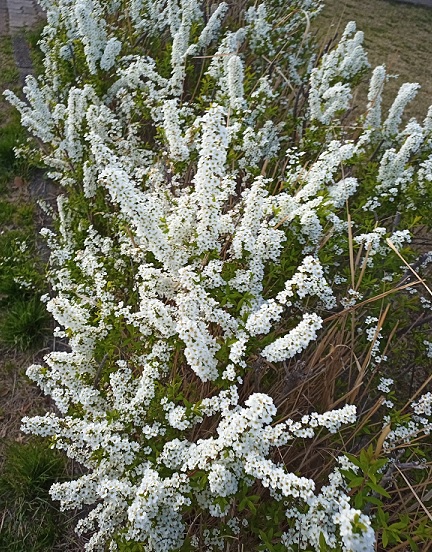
{"left": 162, "top": 99, "right": 190, "bottom": 161}
{"left": 227, "top": 55, "right": 245, "bottom": 110}
{"left": 328, "top": 177, "right": 358, "bottom": 208}
{"left": 365, "top": 65, "right": 386, "bottom": 129}
{"left": 186, "top": 2, "right": 228, "bottom": 56}
{"left": 74, "top": 0, "right": 108, "bottom": 73}
{"left": 246, "top": 3, "right": 273, "bottom": 54}
{"left": 261, "top": 313, "right": 323, "bottom": 362}
{"left": 100, "top": 37, "right": 122, "bottom": 71}
{"left": 383, "top": 82, "right": 420, "bottom": 137}
{"left": 309, "top": 22, "right": 369, "bottom": 124}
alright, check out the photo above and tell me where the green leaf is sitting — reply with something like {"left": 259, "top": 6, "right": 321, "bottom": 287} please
{"left": 407, "top": 536, "right": 419, "bottom": 551}
{"left": 344, "top": 453, "right": 363, "bottom": 469}
{"left": 366, "top": 495, "right": 383, "bottom": 506}
{"left": 377, "top": 507, "right": 388, "bottom": 526}
{"left": 367, "top": 481, "right": 391, "bottom": 498}
{"left": 389, "top": 520, "right": 408, "bottom": 531}
{"left": 247, "top": 499, "right": 257, "bottom": 514}
{"left": 319, "top": 531, "right": 328, "bottom": 551}
{"left": 354, "top": 493, "right": 365, "bottom": 509}
{"left": 348, "top": 476, "right": 365, "bottom": 488}
{"left": 238, "top": 497, "right": 247, "bottom": 512}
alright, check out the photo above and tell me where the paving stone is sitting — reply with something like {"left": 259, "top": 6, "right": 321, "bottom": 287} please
{"left": 0, "top": 5, "right": 9, "bottom": 34}
{"left": 5, "top": 0, "right": 44, "bottom": 34}
{"left": 1, "top": 0, "right": 45, "bottom": 86}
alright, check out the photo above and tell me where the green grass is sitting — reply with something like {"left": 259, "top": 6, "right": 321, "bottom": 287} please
{"left": 0, "top": 297, "right": 50, "bottom": 351}
{"left": 0, "top": 36, "right": 20, "bottom": 133}
{"left": 0, "top": 117, "right": 27, "bottom": 172}
{"left": 26, "top": 22, "right": 47, "bottom": 77}
{"left": 0, "top": 441, "right": 70, "bottom": 552}
{"left": 0, "top": 37, "right": 20, "bottom": 95}
{"left": 0, "top": 35, "right": 25, "bottom": 190}
{"left": 0, "top": 229, "right": 44, "bottom": 302}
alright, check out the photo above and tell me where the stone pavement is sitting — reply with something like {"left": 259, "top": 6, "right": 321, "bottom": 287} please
{"left": 6, "top": 0, "right": 44, "bottom": 34}
{"left": 0, "top": 0, "right": 9, "bottom": 35}
{"left": 394, "top": 0, "right": 432, "bottom": 6}
{"left": 0, "top": 0, "right": 45, "bottom": 84}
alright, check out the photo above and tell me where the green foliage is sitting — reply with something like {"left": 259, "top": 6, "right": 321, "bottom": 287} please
{"left": 342, "top": 444, "right": 432, "bottom": 549}
{"left": 0, "top": 440, "right": 69, "bottom": 552}
{"left": 0, "top": 296, "right": 50, "bottom": 350}
{"left": 0, "top": 118, "right": 25, "bottom": 173}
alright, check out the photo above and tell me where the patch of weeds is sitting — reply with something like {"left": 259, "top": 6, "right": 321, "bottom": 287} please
{"left": 0, "top": 198, "right": 37, "bottom": 229}
{"left": 0, "top": 296, "right": 50, "bottom": 351}
{"left": 14, "top": 202, "right": 36, "bottom": 227}
{"left": 0, "top": 440, "right": 69, "bottom": 552}
{"left": 0, "top": 118, "right": 26, "bottom": 173}
{"left": 0, "top": 200, "right": 16, "bottom": 225}
{"left": 0, "top": 230, "right": 43, "bottom": 300}
{"left": 0, "top": 36, "right": 19, "bottom": 95}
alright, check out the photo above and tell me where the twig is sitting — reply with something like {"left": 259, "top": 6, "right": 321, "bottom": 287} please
{"left": 93, "top": 354, "right": 109, "bottom": 388}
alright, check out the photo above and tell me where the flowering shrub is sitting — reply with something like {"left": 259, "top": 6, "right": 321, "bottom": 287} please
{"left": 5, "top": 0, "right": 432, "bottom": 550}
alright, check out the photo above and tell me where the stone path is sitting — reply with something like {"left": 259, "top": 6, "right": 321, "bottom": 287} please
{"left": 0, "top": 0, "right": 45, "bottom": 85}
{"left": 1, "top": 0, "right": 44, "bottom": 35}
{"left": 6, "top": 0, "right": 44, "bottom": 33}
{"left": 394, "top": 0, "right": 432, "bottom": 6}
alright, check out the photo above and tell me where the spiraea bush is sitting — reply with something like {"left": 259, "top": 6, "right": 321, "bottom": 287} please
{"left": 4, "top": 0, "right": 432, "bottom": 550}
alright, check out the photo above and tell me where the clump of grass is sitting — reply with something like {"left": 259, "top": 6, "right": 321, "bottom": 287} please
{"left": 0, "top": 440, "right": 69, "bottom": 552}
{"left": 0, "top": 200, "right": 16, "bottom": 225}
{"left": 0, "top": 120, "right": 26, "bottom": 172}
{"left": 0, "top": 296, "right": 50, "bottom": 351}
{"left": 0, "top": 440, "right": 65, "bottom": 497}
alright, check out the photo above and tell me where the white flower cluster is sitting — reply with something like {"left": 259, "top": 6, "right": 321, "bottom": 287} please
{"left": 364, "top": 316, "right": 387, "bottom": 365}
{"left": 384, "top": 392, "right": 432, "bottom": 452}
{"left": 364, "top": 65, "right": 387, "bottom": 129}
{"left": 365, "top": 124, "right": 424, "bottom": 210}
{"left": 309, "top": 22, "right": 369, "bottom": 124}
{"left": 377, "top": 377, "right": 394, "bottom": 394}
{"left": 383, "top": 82, "right": 420, "bottom": 137}
{"left": 283, "top": 457, "right": 374, "bottom": 551}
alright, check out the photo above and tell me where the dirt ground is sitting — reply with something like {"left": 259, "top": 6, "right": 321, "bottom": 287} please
{"left": 316, "top": 0, "right": 432, "bottom": 120}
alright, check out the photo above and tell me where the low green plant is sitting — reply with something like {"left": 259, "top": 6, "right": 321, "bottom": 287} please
{"left": 0, "top": 199, "right": 16, "bottom": 225}
{"left": 0, "top": 296, "right": 50, "bottom": 350}
{"left": 0, "top": 440, "right": 69, "bottom": 552}
{"left": 0, "top": 230, "right": 45, "bottom": 301}
{"left": 0, "top": 119, "right": 26, "bottom": 172}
